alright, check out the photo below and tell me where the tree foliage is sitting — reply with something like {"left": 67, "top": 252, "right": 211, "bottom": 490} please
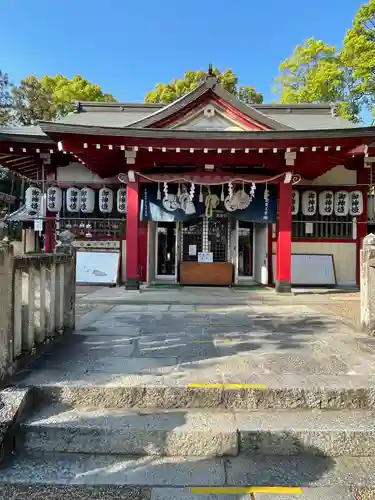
{"left": 0, "top": 71, "right": 12, "bottom": 126}
{"left": 12, "top": 74, "right": 116, "bottom": 125}
{"left": 274, "top": 1, "right": 375, "bottom": 122}
{"left": 341, "top": 0, "right": 375, "bottom": 117}
{"left": 144, "top": 67, "right": 263, "bottom": 105}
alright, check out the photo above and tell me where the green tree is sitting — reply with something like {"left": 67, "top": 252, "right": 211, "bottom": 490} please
{"left": 145, "top": 67, "right": 263, "bottom": 104}
{"left": 12, "top": 74, "right": 116, "bottom": 125}
{"left": 274, "top": 1, "right": 375, "bottom": 122}
{"left": 0, "top": 71, "right": 13, "bottom": 126}
{"left": 340, "top": 0, "right": 375, "bottom": 118}
{"left": 273, "top": 38, "right": 359, "bottom": 121}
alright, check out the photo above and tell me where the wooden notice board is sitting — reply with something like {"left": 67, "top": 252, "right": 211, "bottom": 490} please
{"left": 180, "top": 262, "right": 233, "bottom": 286}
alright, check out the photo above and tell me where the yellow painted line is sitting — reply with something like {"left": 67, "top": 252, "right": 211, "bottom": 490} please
{"left": 191, "top": 486, "right": 303, "bottom": 494}
{"left": 188, "top": 383, "right": 267, "bottom": 389}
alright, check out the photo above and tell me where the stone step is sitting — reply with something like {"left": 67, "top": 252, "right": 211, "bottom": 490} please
{"left": 19, "top": 404, "right": 375, "bottom": 457}
{"left": 34, "top": 382, "right": 375, "bottom": 410}
{"left": 1, "top": 453, "right": 375, "bottom": 499}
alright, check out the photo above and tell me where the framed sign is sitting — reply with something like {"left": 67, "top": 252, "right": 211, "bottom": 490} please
{"left": 189, "top": 244, "right": 197, "bottom": 256}
{"left": 198, "top": 252, "right": 213, "bottom": 263}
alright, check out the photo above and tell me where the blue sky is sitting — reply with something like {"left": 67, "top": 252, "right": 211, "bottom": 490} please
{"left": 0, "top": 0, "right": 364, "bottom": 105}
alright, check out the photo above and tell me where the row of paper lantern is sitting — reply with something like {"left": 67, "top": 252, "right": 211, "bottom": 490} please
{"left": 292, "top": 189, "right": 364, "bottom": 217}
{"left": 25, "top": 186, "right": 127, "bottom": 214}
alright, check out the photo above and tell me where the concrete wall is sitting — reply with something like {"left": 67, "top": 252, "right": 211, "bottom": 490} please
{"left": 56, "top": 163, "right": 118, "bottom": 184}
{"left": 272, "top": 241, "right": 356, "bottom": 286}
{"left": 0, "top": 244, "right": 76, "bottom": 382}
{"left": 301, "top": 165, "right": 357, "bottom": 186}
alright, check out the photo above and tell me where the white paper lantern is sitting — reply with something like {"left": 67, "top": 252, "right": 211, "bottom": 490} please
{"left": 318, "top": 190, "right": 334, "bottom": 216}
{"left": 80, "top": 186, "right": 95, "bottom": 214}
{"left": 334, "top": 190, "right": 350, "bottom": 216}
{"left": 117, "top": 188, "right": 127, "bottom": 213}
{"left": 25, "top": 186, "right": 42, "bottom": 214}
{"left": 349, "top": 190, "right": 363, "bottom": 216}
{"left": 301, "top": 190, "right": 317, "bottom": 216}
{"left": 292, "top": 190, "right": 300, "bottom": 215}
{"left": 46, "top": 186, "right": 62, "bottom": 213}
{"left": 99, "top": 187, "right": 113, "bottom": 213}
{"left": 66, "top": 187, "right": 81, "bottom": 213}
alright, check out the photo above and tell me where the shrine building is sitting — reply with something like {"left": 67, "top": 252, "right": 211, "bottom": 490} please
{"left": 0, "top": 71, "right": 375, "bottom": 292}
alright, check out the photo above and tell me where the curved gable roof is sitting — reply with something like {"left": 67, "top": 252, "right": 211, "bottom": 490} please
{"left": 127, "top": 76, "right": 293, "bottom": 131}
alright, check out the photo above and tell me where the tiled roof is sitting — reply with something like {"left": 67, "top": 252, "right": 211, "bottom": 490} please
{"left": 0, "top": 125, "right": 47, "bottom": 136}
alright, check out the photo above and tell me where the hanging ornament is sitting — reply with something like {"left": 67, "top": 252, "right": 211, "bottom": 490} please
{"left": 291, "top": 190, "right": 300, "bottom": 215}
{"left": 205, "top": 187, "right": 220, "bottom": 218}
{"left": 80, "top": 186, "right": 95, "bottom": 214}
{"left": 163, "top": 182, "right": 168, "bottom": 199}
{"left": 199, "top": 185, "right": 203, "bottom": 203}
{"left": 99, "top": 187, "right": 113, "bottom": 214}
{"left": 302, "top": 190, "right": 317, "bottom": 216}
{"left": 46, "top": 186, "right": 62, "bottom": 213}
{"left": 189, "top": 182, "right": 195, "bottom": 201}
{"left": 66, "top": 187, "right": 81, "bottom": 213}
{"left": 349, "top": 190, "right": 363, "bottom": 216}
{"left": 334, "top": 190, "right": 350, "bottom": 216}
{"left": 162, "top": 194, "right": 179, "bottom": 212}
{"left": 220, "top": 184, "right": 225, "bottom": 201}
{"left": 228, "top": 181, "right": 234, "bottom": 200}
{"left": 318, "top": 190, "right": 334, "bottom": 216}
{"left": 157, "top": 183, "right": 161, "bottom": 201}
{"left": 263, "top": 184, "right": 269, "bottom": 220}
{"left": 249, "top": 182, "right": 256, "bottom": 202}
{"left": 179, "top": 193, "right": 196, "bottom": 215}
{"left": 236, "top": 189, "right": 251, "bottom": 210}
{"left": 25, "top": 186, "right": 42, "bottom": 214}
{"left": 117, "top": 187, "right": 127, "bottom": 214}
{"left": 144, "top": 188, "right": 149, "bottom": 218}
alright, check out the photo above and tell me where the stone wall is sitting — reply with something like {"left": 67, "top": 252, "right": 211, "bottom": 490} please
{"left": 0, "top": 242, "right": 76, "bottom": 382}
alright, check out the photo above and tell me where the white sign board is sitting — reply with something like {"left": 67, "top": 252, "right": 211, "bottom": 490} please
{"left": 34, "top": 219, "right": 43, "bottom": 232}
{"left": 76, "top": 251, "right": 120, "bottom": 284}
{"left": 198, "top": 252, "right": 213, "bottom": 263}
{"left": 272, "top": 253, "right": 336, "bottom": 286}
{"left": 189, "top": 245, "right": 197, "bottom": 256}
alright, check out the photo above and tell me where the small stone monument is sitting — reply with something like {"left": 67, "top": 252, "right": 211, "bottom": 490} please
{"left": 55, "top": 230, "right": 75, "bottom": 255}
{"left": 361, "top": 233, "right": 375, "bottom": 333}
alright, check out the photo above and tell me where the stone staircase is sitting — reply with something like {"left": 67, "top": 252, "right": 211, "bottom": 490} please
{"left": 1, "top": 384, "right": 375, "bottom": 499}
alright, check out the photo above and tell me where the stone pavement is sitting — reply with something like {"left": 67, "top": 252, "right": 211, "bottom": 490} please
{"left": 3, "top": 287, "right": 375, "bottom": 499}
{"left": 21, "top": 289, "right": 375, "bottom": 389}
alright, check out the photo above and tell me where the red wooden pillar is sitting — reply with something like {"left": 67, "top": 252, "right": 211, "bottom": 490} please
{"left": 275, "top": 181, "right": 292, "bottom": 293}
{"left": 125, "top": 180, "right": 140, "bottom": 289}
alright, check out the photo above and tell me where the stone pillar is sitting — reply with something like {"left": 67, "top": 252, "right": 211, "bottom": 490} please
{"left": 25, "top": 228, "right": 36, "bottom": 253}
{"left": 360, "top": 233, "right": 375, "bottom": 333}
{"left": 275, "top": 181, "right": 292, "bottom": 293}
{"left": 0, "top": 240, "right": 14, "bottom": 380}
{"left": 55, "top": 230, "right": 76, "bottom": 332}
{"left": 125, "top": 180, "right": 140, "bottom": 290}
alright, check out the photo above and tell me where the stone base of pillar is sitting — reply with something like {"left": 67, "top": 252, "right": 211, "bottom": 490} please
{"left": 275, "top": 280, "right": 292, "bottom": 294}
{"left": 125, "top": 278, "right": 140, "bottom": 290}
